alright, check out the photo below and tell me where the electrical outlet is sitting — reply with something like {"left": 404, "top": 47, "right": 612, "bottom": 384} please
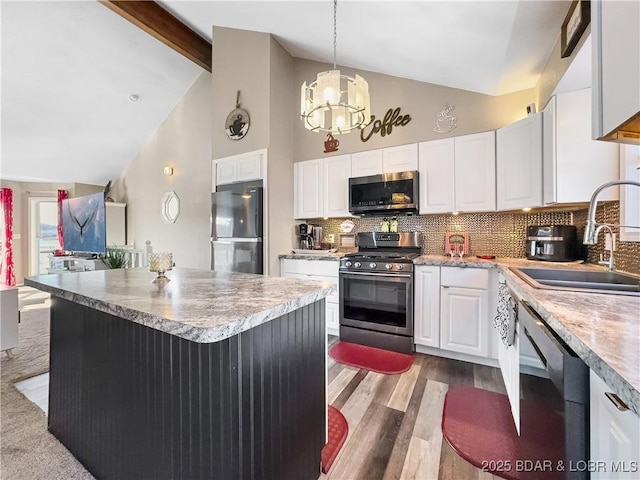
{"left": 328, "top": 234, "right": 335, "bottom": 243}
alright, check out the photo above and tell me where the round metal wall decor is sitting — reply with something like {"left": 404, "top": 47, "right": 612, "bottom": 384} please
{"left": 225, "top": 107, "right": 250, "bottom": 140}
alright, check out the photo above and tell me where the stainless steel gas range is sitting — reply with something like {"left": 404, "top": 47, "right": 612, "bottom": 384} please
{"left": 339, "top": 232, "right": 422, "bottom": 354}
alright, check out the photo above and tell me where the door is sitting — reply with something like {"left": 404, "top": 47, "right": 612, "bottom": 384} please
{"left": 382, "top": 144, "right": 418, "bottom": 173}
{"left": 350, "top": 150, "right": 383, "bottom": 177}
{"left": 340, "top": 271, "right": 413, "bottom": 336}
{"left": 294, "top": 160, "right": 324, "bottom": 219}
{"left": 211, "top": 188, "right": 263, "bottom": 239}
{"left": 440, "top": 286, "right": 489, "bottom": 357}
{"left": 211, "top": 238, "right": 263, "bottom": 274}
{"left": 323, "top": 155, "right": 352, "bottom": 217}
{"left": 29, "top": 197, "right": 59, "bottom": 275}
{"left": 496, "top": 113, "right": 543, "bottom": 210}
{"left": 418, "top": 138, "right": 455, "bottom": 214}
{"left": 414, "top": 265, "right": 441, "bottom": 347}
{"left": 455, "top": 131, "right": 496, "bottom": 212}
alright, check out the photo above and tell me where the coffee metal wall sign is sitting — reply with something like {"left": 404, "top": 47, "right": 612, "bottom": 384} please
{"left": 360, "top": 107, "right": 411, "bottom": 142}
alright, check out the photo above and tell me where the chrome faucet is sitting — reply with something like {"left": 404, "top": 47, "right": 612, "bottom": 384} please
{"left": 583, "top": 180, "right": 640, "bottom": 271}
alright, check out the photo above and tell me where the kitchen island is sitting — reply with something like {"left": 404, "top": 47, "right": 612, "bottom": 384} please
{"left": 25, "top": 268, "right": 336, "bottom": 480}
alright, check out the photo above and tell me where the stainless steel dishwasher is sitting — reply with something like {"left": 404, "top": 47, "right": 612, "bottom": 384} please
{"left": 518, "top": 299, "right": 590, "bottom": 480}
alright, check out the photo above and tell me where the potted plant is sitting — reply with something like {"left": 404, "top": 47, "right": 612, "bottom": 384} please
{"left": 101, "top": 246, "right": 129, "bottom": 269}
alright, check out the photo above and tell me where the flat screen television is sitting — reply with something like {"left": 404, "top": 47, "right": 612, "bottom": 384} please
{"left": 62, "top": 192, "right": 106, "bottom": 255}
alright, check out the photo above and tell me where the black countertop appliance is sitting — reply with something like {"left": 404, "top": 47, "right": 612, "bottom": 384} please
{"left": 526, "top": 225, "right": 578, "bottom": 262}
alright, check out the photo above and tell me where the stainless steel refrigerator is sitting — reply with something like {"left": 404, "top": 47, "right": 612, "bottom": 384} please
{"left": 211, "top": 181, "right": 263, "bottom": 274}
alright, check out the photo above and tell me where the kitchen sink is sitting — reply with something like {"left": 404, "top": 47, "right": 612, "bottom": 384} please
{"left": 510, "top": 267, "right": 640, "bottom": 296}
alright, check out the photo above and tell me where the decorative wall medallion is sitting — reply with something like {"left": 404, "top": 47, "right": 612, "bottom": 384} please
{"left": 225, "top": 91, "right": 250, "bottom": 140}
{"left": 324, "top": 133, "right": 340, "bottom": 153}
{"left": 433, "top": 103, "right": 458, "bottom": 134}
{"left": 360, "top": 107, "right": 412, "bottom": 142}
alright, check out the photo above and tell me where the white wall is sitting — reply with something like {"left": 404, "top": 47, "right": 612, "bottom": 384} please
{"left": 112, "top": 72, "right": 212, "bottom": 269}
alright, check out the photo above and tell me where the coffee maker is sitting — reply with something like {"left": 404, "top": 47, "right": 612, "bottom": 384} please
{"left": 526, "top": 225, "right": 577, "bottom": 261}
{"left": 297, "top": 223, "right": 314, "bottom": 250}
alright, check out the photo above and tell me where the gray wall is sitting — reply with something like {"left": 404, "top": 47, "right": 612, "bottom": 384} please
{"left": 293, "top": 58, "right": 536, "bottom": 162}
{"left": 112, "top": 72, "right": 212, "bottom": 270}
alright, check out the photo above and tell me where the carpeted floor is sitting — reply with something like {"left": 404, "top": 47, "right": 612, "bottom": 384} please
{"left": 0, "top": 305, "right": 93, "bottom": 479}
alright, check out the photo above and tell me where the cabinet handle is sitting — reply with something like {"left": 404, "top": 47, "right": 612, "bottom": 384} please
{"left": 604, "top": 392, "right": 629, "bottom": 411}
{"left": 442, "top": 285, "right": 450, "bottom": 289}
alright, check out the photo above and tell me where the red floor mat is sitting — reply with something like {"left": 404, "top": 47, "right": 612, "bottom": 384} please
{"left": 442, "top": 386, "right": 564, "bottom": 480}
{"left": 321, "top": 405, "right": 348, "bottom": 474}
{"left": 328, "top": 341, "right": 414, "bottom": 374}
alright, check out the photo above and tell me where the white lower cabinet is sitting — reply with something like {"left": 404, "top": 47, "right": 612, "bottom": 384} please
{"left": 280, "top": 259, "right": 339, "bottom": 336}
{"left": 414, "top": 266, "right": 441, "bottom": 347}
{"left": 590, "top": 370, "right": 640, "bottom": 480}
{"left": 440, "top": 286, "right": 489, "bottom": 357}
{"left": 414, "top": 266, "right": 496, "bottom": 363}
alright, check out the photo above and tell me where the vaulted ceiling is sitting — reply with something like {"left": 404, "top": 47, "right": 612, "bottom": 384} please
{"left": 1, "top": 1, "right": 576, "bottom": 186}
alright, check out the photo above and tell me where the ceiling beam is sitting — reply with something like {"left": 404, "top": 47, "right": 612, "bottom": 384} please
{"left": 99, "top": 1, "right": 212, "bottom": 72}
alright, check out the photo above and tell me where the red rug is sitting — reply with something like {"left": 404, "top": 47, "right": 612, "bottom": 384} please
{"left": 441, "top": 387, "right": 564, "bottom": 480}
{"left": 321, "top": 405, "right": 348, "bottom": 474}
{"left": 328, "top": 341, "right": 414, "bottom": 374}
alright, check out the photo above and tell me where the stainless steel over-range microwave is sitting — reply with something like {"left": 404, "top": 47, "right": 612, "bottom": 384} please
{"left": 348, "top": 171, "right": 419, "bottom": 215}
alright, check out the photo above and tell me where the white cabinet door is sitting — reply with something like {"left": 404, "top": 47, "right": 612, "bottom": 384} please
{"left": 351, "top": 149, "right": 383, "bottom": 177}
{"left": 294, "top": 160, "right": 324, "bottom": 219}
{"left": 324, "top": 154, "right": 352, "bottom": 218}
{"left": 555, "top": 89, "right": 619, "bottom": 203}
{"left": 620, "top": 145, "right": 640, "bottom": 242}
{"left": 216, "top": 158, "right": 237, "bottom": 186}
{"left": 498, "top": 328, "right": 520, "bottom": 434}
{"left": 414, "top": 266, "right": 441, "bottom": 348}
{"left": 592, "top": 0, "right": 640, "bottom": 140}
{"left": 590, "top": 370, "right": 640, "bottom": 480}
{"left": 326, "top": 302, "right": 340, "bottom": 336}
{"left": 542, "top": 96, "right": 557, "bottom": 205}
{"left": 418, "top": 139, "right": 455, "bottom": 214}
{"left": 383, "top": 144, "right": 418, "bottom": 173}
{"left": 454, "top": 131, "right": 496, "bottom": 212}
{"left": 497, "top": 113, "right": 543, "bottom": 210}
{"left": 440, "top": 286, "right": 489, "bottom": 357}
{"left": 235, "top": 153, "right": 262, "bottom": 182}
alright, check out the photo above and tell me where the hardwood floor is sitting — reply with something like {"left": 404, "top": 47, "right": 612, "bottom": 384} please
{"left": 322, "top": 337, "right": 504, "bottom": 480}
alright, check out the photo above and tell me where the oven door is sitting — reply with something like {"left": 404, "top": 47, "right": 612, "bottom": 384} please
{"left": 339, "top": 271, "right": 413, "bottom": 336}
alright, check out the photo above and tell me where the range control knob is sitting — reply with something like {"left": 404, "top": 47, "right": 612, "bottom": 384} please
{"left": 396, "top": 264, "right": 404, "bottom": 270}
{"left": 385, "top": 264, "right": 393, "bottom": 270}
{"left": 354, "top": 262, "right": 361, "bottom": 268}
{"left": 369, "top": 263, "right": 377, "bottom": 269}
{"left": 345, "top": 261, "right": 352, "bottom": 267}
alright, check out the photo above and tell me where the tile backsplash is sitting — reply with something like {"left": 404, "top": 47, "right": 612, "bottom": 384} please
{"left": 312, "top": 201, "right": 639, "bottom": 275}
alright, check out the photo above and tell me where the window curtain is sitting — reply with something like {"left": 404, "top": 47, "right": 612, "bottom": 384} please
{"left": 0, "top": 188, "right": 16, "bottom": 286}
{"left": 57, "top": 189, "right": 69, "bottom": 250}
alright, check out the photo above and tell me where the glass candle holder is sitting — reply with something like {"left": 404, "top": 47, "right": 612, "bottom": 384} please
{"left": 149, "top": 252, "right": 173, "bottom": 283}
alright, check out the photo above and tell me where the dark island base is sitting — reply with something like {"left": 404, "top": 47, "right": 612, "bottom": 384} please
{"left": 49, "top": 297, "right": 326, "bottom": 480}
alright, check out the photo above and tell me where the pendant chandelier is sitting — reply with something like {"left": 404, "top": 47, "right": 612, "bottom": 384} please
{"left": 300, "top": 0, "right": 371, "bottom": 134}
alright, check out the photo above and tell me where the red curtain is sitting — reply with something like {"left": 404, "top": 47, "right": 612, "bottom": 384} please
{"left": 57, "top": 189, "right": 69, "bottom": 250}
{"left": 0, "top": 188, "right": 16, "bottom": 286}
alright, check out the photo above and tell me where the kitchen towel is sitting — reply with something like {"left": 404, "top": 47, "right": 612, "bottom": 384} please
{"left": 493, "top": 282, "right": 516, "bottom": 347}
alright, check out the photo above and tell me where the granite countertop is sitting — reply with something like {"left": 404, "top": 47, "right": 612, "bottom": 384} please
{"left": 25, "top": 268, "right": 336, "bottom": 344}
{"left": 279, "top": 252, "right": 346, "bottom": 261}
{"left": 414, "top": 255, "right": 640, "bottom": 415}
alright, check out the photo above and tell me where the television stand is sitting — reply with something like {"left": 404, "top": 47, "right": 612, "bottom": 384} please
{"left": 48, "top": 257, "right": 107, "bottom": 274}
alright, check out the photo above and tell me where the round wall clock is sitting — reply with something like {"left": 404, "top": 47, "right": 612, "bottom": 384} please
{"left": 225, "top": 107, "right": 250, "bottom": 140}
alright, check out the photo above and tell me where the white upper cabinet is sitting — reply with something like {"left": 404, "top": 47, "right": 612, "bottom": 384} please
{"left": 418, "top": 138, "right": 455, "bottom": 214}
{"left": 382, "top": 143, "right": 419, "bottom": 173}
{"left": 351, "top": 144, "right": 418, "bottom": 178}
{"left": 497, "top": 113, "right": 543, "bottom": 210}
{"left": 294, "top": 159, "right": 323, "bottom": 219}
{"left": 592, "top": 0, "right": 640, "bottom": 141}
{"left": 418, "top": 131, "right": 495, "bottom": 214}
{"left": 213, "top": 150, "right": 264, "bottom": 188}
{"left": 454, "top": 131, "right": 496, "bottom": 212}
{"left": 294, "top": 155, "right": 352, "bottom": 219}
{"left": 350, "top": 150, "right": 383, "bottom": 178}
{"left": 620, "top": 145, "right": 640, "bottom": 241}
{"left": 323, "top": 154, "right": 352, "bottom": 218}
{"left": 543, "top": 89, "right": 619, "bottom": 205}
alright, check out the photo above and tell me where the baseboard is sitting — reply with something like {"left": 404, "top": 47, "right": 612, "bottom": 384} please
{"left": 415, "top": 344, "right": 499, "bottom": 368}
